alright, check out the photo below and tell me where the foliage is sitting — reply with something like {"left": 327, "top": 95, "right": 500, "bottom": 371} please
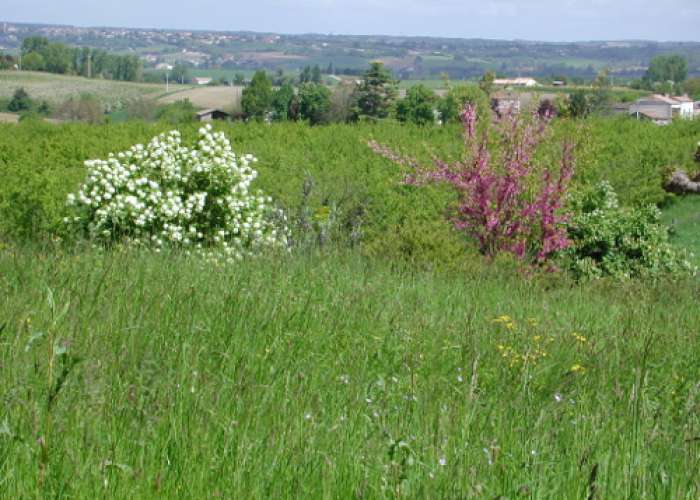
{"left": 0, "top": 53, "right": 16, "bottom": 70}
{"left": 684, "top": 77, "right": 700, "bottom": 100}
{"left": 170, "top": 63, "right": 191, "bottom": 85}
{"left": 21, "top": 51, "right": 45, "bottom": 71}
{"left": 20, "top": 36, "right": 142, "bottom": 81}
{"left": 241, "top": 71, "right": 273, "bottom": 121}
{"left": 125, "top": 97, "right": 157, "bottom": 121}
{"left": 395, "top": 84, "right": 436, "bottom": 125}
{"left": 298, "top": 83, "right": 331, "bottom": 125}
{"left": 351, "top": 62, "right": 397, "bottom": 120}
{"left": 371, "top": 106, "right": 575, "bottom": 263}
{"left": 565, "top": 182, "right": 695, "bottom": 279}
{"left": 54, "top": 94, "right": 104, "bottom": 124}
{"left": 65, "top": 124, "right": 288, "bottom": 260}
{"left": 155, "top": 99, "right": 197, "bottom": 124}
{"left": 437, "top": 84, "right": 489, "bottom": 123}
{"left": 567, "top": 90, "right": 590, "bottom": 118}
{"left": 299, "top": 65, "right": 322, "bottom": 84}
{"left": 644, "top": 54, "right": 688, "bottom": 88}
{"left": 7, "top": 87, "right": 32, "bottom": 112}
{"left": 326, "top": 83, "right": 356, "bottom": 123}
{"left": 1, "top": 118, "right": 698, "bottom": 263}
{"left": 479, "top": 70, "right": 496, "bottom": 94}
{"left": 271, "top": 82, "right": 296, "bottom": 121}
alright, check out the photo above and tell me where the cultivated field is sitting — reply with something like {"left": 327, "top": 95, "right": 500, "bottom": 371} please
{"left": 157, "top": 85, "right": 244, "bottom": 111}
{"left": 0, "top": 70, "right": 190, "bottom": 108}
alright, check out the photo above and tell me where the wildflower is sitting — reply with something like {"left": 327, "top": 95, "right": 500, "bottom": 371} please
{"left": 572, "top": 333, "right": 587, "bottom": 343}
{"left": 492, "top": 315, "right": 512, "bottom": 324}
{"left": 554, "top": 392, "right": 563, "bottom": 403}
{"left": 438, "top": 457, "right": 447, "bottom": 466}
{"left": 570, "top": 364, "right": 586, "bottom": 374}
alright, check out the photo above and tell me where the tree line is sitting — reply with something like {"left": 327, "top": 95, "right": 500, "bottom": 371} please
{"left": 5, "top": 36, "right": 142, "bottom": 82}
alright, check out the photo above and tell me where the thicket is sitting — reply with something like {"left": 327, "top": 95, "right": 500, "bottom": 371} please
{"left": 1, "top": 117, "right": 698, "bottom": 268}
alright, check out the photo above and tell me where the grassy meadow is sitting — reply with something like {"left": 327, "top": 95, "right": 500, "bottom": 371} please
{"left": 1, "top": 247, "right": 699, "bottom": 497}
{"left": 0, "top": 71, "right": 192, "bottom": 109}
{"left": 1, "top": 115, "right": 700, "bottom": 497}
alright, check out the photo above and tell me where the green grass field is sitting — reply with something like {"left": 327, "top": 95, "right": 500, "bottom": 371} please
{"left": 0, "top": 71, "right": 189, "bottom": 108}
{"left": 1, "top": 246, "right": 698, "bottom": 497}
{"left": 662, "top": 196, "right": 700, "bottom": 265}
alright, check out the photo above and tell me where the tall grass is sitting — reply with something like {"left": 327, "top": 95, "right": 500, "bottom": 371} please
{"left": 1, "top": 246, "right": 698, "bottom": 497}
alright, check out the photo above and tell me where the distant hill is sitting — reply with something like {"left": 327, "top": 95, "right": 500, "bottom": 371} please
{"left": 2, "top": 21, "right": 700, "bottom": 81}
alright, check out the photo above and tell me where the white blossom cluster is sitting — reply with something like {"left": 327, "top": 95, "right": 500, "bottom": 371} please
{"left": 66, "top": 124, "right": 288, "bottom": 261}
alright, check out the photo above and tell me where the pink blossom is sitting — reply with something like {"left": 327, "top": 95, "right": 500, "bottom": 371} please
{"left": 370, "top": 104, "right": 575, "bottom": 265}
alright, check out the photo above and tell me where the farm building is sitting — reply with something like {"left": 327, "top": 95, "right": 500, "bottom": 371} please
{"left": 195, "top": 109, "right": 230, "bottom": 122}
{"left": 490, "top": 91, "right": 558, "bottom": 116}
{"left": 629, "top": 94, "right": 695, "bottom": 125}
{"left": 493, "top": 77, "right": 539, "bottom": 88}
{"left": 194, "top": 77, "right": 213, "bottom": 85}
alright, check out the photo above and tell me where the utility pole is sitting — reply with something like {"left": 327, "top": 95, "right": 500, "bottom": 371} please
{"left": 18, "top": 51, "right": 21, "bottom": 71}
{"left": 165, "top": 71, "right": 169, "bottom": 93}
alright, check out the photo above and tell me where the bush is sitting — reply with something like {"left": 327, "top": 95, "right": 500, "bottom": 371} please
{"left": 54, "top": 94, "right": 104, "bottom": 124}
{"left": 65, "top": 124, "right": 288, "bottom": 261}
{"left": 371, "top": 105, "right": 575, "bottom": 264}
{"left": 8, "top": 88, "right": 32, "bottom": 112}
{"left": 565, "top": 182, "right": 695, "bottom": 279}
{"left": 155, "top": 99, "right": 196, "bottom": 124}
{"left": 396, "top": 84, "right": 436, "bottom": 125}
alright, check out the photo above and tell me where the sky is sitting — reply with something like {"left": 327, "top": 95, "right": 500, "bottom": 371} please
{"left": 2, "top": 0, "right": 698, "bottom": 42}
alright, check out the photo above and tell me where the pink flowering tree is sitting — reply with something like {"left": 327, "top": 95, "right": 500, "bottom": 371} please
{"left": 369, "top": 105, "right": 575, "bottom": 264}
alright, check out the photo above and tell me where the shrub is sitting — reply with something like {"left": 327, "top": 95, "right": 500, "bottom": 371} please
{"left": 55, "top": 94, "right": 104, "bottom": 124}
{"left": 565, "top": 182, "right": 695, "bottom": 279}
{"left": 155, "top": 99, "right": 196, "bottom": 124}
{"left": 125, "top": 97, "right": 157, "bottom": 121}
{"left": 438, "top": 85, "right": 489, "bottom": 123}
{"left": 371, "top": 105, "right": 575, "bottom": 264}
{"left": 65, "top": 124, "right": 289, "bottom": 261}
{"left": 8, "top": 88, "right": 32, "bottom": 112}
{"left": 298, "top": 83, "right": 331, "bottom": 125}
{"left": 396, "top": 84, "right": 436, "bottom": 125}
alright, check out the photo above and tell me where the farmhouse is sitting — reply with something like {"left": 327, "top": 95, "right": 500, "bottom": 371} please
{"left": 629, "top": 94, "right": 695, "bottom": 125}
{"left": 493, "top": 77, "right": 539, "bottom": 88}
{"left": 194, "top": 77, "right": 213, "bottom": 85}
{"left": 195, "top": 109, "right": 230, "bottom": 122}
{"left": 490, "top": 91, "right": 558, "bottom": 115}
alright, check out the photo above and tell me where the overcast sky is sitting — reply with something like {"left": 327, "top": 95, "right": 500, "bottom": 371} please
{"left": 2, "top": 0, "right": 698, "bottom": 42}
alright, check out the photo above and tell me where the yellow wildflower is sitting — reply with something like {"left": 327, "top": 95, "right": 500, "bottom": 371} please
{"left": 570, "top": 364, "right": 586, "bottom": 373}
{"left": 571, "top": 333, "right": 587, "bottom": 343}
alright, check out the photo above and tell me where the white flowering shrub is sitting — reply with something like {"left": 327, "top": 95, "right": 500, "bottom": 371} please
{"left": 66, "top": 124, "right": 288, "bottom": 260}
